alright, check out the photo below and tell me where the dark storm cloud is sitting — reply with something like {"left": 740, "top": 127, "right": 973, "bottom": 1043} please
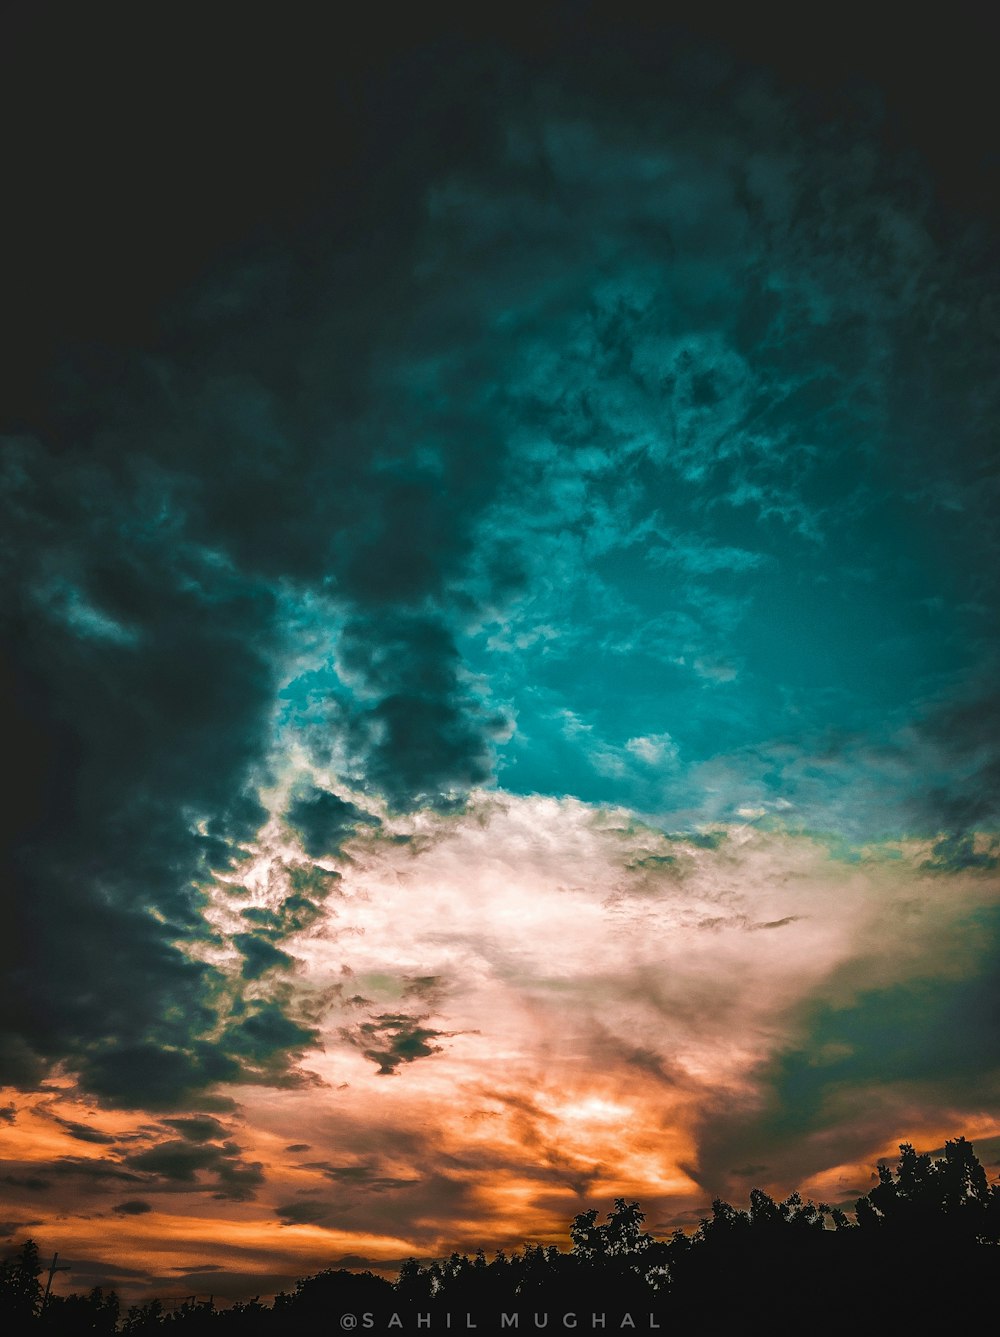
{"left": 2, "top": 1174, "right": 52, "bottom": 1192}
{"left": 762, "top": 682, "right": 1000, "bottom": 846}
{"left": 401, "top": 975, "right": 448, "bottom": 1005}
{"left": 909, "top": 685, "right": 1000, "bottom": 838}
{"left": 0, "top": 430, "right": 284, "bottom": 1107}
{"left": 776, "top": 975, "right": 1000, "bottom": 1105}
{"left": 51, "top": 1118, "right": 117, "bottom": 1145}
{"left": 274, "top": 1200, "right": 340, "bottom": 1227}
{"left": 62, "top": 1258, "right": 149, "bottom": 1283}
{"left": 328, "top": 1254, "right": 393, "bottom": 1271}
{"left": 0, "top": 12, "right": 520, "bottom": 1108}
{"left": 213, "top": 1158, "right": 266, "bottom": 1201}
{"left": 340, "top": 1013, "right": 447, "bottom": 1076}
{"left": 921, "top": 834, "right": 999, "bottom": 875}
{"left": 336, "top": 615, "right": 509, "bottom": 812}
{"left": 221, "top": 1002, "right": 319, "bottom": 1083}
{"left": 125, "top": 1136, "right": 265, "bottom": 1201}
{"left": 162, "top": 1270, "right": 301, "bottom": 1304}
{"left": 285, "top": 864, "right": 342, "bottom": 901}
{"left": 0, "top": 422, "right": 328, "bottom": 1106}
{"left": 285, "top": 788, "right": 381, "bottom": 859}
{"left": 307, "top": 1162, "right": 420, "bottom": 1193}
{"left": 621, "top": 1046, "right": 680, "bottom": 1086}
{"left": 75, "top": 1042, "right": 241, "bottom": 1113}
{"left": 44, "top": 1157, "right": 144, "bottom": 1185}
{"left": 237, "top": 877, "right": 328, "bottom": 956}
{"left": 161, "top": 1115, "right": 229, "bottom": 1143}
{"left": 126, "top": 1141, "right": 223, "bottom": 1181}
{"left": 112, "top": 1200, "right": 153, "bottom": 1215}
{"left": 231, "top": 934, "right": 296, "bottom": 981}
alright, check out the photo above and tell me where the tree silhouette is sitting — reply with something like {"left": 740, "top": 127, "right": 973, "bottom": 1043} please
{"left": 0, "top": 1238, "right": 42, "bottom": 1329}
{"left": 6, "top": 1134, "right": 998, "bottom": 1333}
{"left": 570, "top": 1197, "right": 655, "bottom": 1260}
{"left": 43, "top": 1287, "right": 120, "bottom": 1334}
{"left": 856, "top": 1136, "right": 1000, "bottom": 1245}
{"left": 119, "top": 1299, "right": 164, "bottom": 1335}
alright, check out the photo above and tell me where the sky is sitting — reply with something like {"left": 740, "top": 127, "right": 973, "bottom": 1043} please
{"left": 1, "top": 0, "right": 999, "bottom": 1307}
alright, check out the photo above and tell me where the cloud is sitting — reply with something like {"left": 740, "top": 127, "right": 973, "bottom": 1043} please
{"left": 0, "top": 430, "right": 287, "bottom": 1105}
{"left": 625, "top": 734, "right": 679, "bottom": 767}
{"left": 333, "top": 615, "right": 508, "bottom": 813}
{"left": 401, "top": 976, "right": 448, "bottom": 1006}
{"left": 275, "top": 1200, "right": 338, "bottom": 1226}
{"left": 285, "top": 788, "right": 381, "bottom": 860}
{"left": 908, "top": 683, "right": 1000, "bottom": 837}
{"left": 61, "top": 1257, "right": 151, "bottom": 1283}
{"left": 126, "top": 1141, "right": 227, "bottom": 1182}
{"left": 0, "top": 94, "right": 522, "bottom": 1104}
{"left": 2, "top": 1174, "right": 52, "bottom": 1192}
{"left": 341, "top": 1014, "right": 448, "bottom": 1077}
{"left": 51, "top": 1117, "right": 117, "bottom": 1145}
{"left": 161, "top": 1116, "right": 229, "bottom": 1143}
{"left": 43, "top": 1157, "right": 145, "bottom": 1185}
{"left": 683, "top": 903, "right": 1000, "bottom": 1198}
{"left": 113, "top": 1200, "right": 153, "bottom": 1215}
{"left": 214, "top": 1158, "right": 266, "bottom": 1202}
{"left": 921, "top": 834, "right": 999, "bottom": 875}
{"left": 0, "top": 69, "right": 541, "bottom": 1105}
{"left": 221, "top": 1002, "right": 319, "bottom": 1084}
{"left": 125, "top": 1135, "right": 265, "bottom": 1201}
{"left": 310, "top": 1162, "right": 420, "bottom": 1193}
{"left": 232, "top": 934, "right": 296, "bottom": 981}
{"left": 74, "top": 1042, "right": 243, "bottom": 1113}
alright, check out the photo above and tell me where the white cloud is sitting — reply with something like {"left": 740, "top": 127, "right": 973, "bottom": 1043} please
{"left": 625, "top": 733, "right": 679, "bottom": 766}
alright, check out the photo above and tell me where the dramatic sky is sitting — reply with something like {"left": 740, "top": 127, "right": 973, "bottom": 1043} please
{"left": 2, "top": 0, "right": 999, "bottom": 1306}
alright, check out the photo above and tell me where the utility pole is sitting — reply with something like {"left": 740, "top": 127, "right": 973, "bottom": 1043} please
{"left": 41, "top": 1251, "right": 71, "bottom": 1311}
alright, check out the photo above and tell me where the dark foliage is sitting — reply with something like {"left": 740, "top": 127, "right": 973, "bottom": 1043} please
{"left": 4, "top": 1139, "right": 998, "bottom": 1334}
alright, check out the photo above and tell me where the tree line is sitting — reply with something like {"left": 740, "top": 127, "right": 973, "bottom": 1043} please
{"left": 3, "top": 1137, "right": 998, "bottom": 1334}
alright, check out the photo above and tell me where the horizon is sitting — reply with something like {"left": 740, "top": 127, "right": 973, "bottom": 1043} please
{"left": 8, "top": 1132, "right": 998, "bottom": 1310}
